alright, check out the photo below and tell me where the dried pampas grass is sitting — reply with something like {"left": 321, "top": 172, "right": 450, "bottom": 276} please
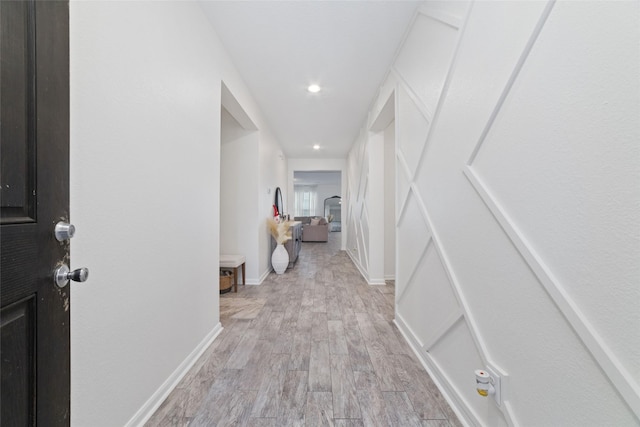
{"left": 267, "top": 218, "right": 292, "bottom": 244}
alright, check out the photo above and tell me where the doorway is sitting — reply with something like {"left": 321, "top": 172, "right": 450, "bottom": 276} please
{"left": 370, "top": 92, "right": 396, "bottom": 282}
{"left": 293, "top": 171, "right": 342, "bottom": 226}
{"left": 383, "top": 120, "right": 396, "bottom": 280}
{"left": 219, "top": 83, "right": 257, "bottom": 308}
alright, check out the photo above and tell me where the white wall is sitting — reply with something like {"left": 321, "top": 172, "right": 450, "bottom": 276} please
{"left": 349, "top": 1, "right": 640, "bottom": 425}
{"left": 70, "top": 1, "right": 284, "bottom": 424}
{"left": 287, "top": 158, "right": 347, "bottom": 250}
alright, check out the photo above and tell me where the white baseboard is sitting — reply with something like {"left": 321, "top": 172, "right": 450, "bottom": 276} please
{"left": 246, "top": 267, "right": 273, "bottom": 285}
{"left": 346, "top": 249, "right": 386, "bottom": 286}
{"left": 258, "top": 268, "right": 272, "bottom": 285}
{"left": 384, "top": 274, "right": 396, "bottom": 281}
{"left": 125, "top": 323, "right": 224, "bottom": 427}
{"left": 394, "top": 315, "right": 475, "bottom": 427}
{"left": 347, "top": 250, "right": 370, "bottom": 283}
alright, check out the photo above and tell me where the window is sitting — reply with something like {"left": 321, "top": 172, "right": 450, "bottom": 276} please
{"left": 294, "top": 186, "right": 317, "bottom": 216}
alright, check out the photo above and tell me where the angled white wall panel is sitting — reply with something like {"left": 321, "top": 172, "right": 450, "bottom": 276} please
{"left": 396, "top": 245, "right": 431, "bottom": 348}
{"left": 349, "top": 0, "right": 639, "bottom": 425}
{"left": 396, "top": 190, "right": 431, "bottom": 296}
{"left": 346, "top": 134, "right": 369, "bottom": 279}
{"left": 359, "top": 205, "right": 370, "bottom": 267}
{"left": 463, "top": 169, "right": 640, "bottom": 426}
{"left": 397, "top": 240, "right": 461, "bottom": 349}
{"left": 396, "top": 87, "right": 431, "bottom": 178}
{"left": 419, "top": 1, "right": 470, "bottom": 24}
{"left": 347, "top": 218, "right": 357, "bottom": 256}
{"left": 471, "top": 0, "right": 640, "bottom": 382}
{"left": 394, "top": 12, "right": 459, "bottom": 117}
{"left": 395, "top": 152, "right": 411, "bottom": 219}
{"left": 429, "top": 318, "right": 508, "bottom": 427}
{"left": 413, "top": 242, "right": 459, "bottom": 334}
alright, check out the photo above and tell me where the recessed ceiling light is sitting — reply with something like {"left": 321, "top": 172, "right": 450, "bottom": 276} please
{"left": 307, "top": 84, "right": 321, "bottom": 93}
{"left": 313, "top": 144, "right": 320, "bottom": 150}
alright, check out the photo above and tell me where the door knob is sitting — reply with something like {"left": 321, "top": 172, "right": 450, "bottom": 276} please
{"left": 54, "top": 264, "right": 89, "bottom": 288}
{"left": 54, "top": 222, "right": 76, "bottom": 241}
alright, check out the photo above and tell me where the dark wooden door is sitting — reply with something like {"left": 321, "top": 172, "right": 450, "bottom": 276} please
{"left": 1, "top": 1, "right": 70, "bottom": 425}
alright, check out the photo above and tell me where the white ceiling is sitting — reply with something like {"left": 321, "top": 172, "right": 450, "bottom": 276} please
{"left": 294, "top": 170, "right": 341, "bottom": 186}
{"left": 200, "top": 1, "right": 421, "bottom": 159}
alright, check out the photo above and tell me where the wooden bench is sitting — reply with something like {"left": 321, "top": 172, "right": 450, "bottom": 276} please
{"left": 219, "top": 254, "right": 245, "bottom": 293}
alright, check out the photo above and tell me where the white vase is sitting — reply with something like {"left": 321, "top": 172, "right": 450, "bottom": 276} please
{"left": 271, "top": 244, "right": 289, "bottom": 274}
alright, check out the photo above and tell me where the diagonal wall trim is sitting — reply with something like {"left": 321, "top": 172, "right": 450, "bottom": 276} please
{"left": 392, "top": 69, "right": 434, "bottom": 122}
{"left": 405, "top": 181, "right": 483, "bottom": 341}
{"left": 423, "top": 309, "right": 464, "bottom": 352}
{"left": 356, "top": 166, "right": 367, "bottom": 204}
{"left": 398, "top": 177, "right": 526, "bottom": 423}
{"left": 396, "top": 314, "right": 519, "bottom": 426}
{"left": 395, "top": 154, "right": 415, "bottom": 225}
{"left": 369, "top": 90, "right": 396, "bottom": 132}
{"left": 396, "top": 142, "right": 413, "bottom": 181}
{"left": 395, "top": 237, "right": 431, "bottom": 305}
{"left": 356, "top": 216, "right": 369, "bottom": 270}
{"left": 395, "top": 312, "right": 425, "bottom": 349}
{"left": 391, "top": 3, "right": 525, "bottom": 423}
{"left": 394, "top": 2, "right": 471, "bottom": 186}
{"left": 408, "top": 183, "right": 433, "bottom": 236}
{"left": 464, "top": 166, "right": 640, "bottom": 419}
{"left": 395, "top": 315, "right": 481, "bottom": 426}
{"left": 418, "top": 4, "right": 463, "bottom": 29}
{"left": 466, "top": 0, "right": 555, "bottom": 165}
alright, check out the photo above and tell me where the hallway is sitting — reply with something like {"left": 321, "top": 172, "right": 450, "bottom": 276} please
{"left": 147, "top": 232, "right": 461, "bottom": 426}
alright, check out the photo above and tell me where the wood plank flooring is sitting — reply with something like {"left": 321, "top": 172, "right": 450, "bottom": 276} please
{"left": 146, "top": 232, "right": 461, "bottom": 427}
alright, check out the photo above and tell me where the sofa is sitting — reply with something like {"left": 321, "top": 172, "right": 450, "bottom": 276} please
{"left": 295, "top": 216, "right": 329, "bottom": 242}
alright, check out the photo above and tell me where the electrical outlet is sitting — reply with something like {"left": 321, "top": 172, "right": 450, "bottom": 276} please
{"left": 484, "top": 365, "right": 504, "bottom": 407}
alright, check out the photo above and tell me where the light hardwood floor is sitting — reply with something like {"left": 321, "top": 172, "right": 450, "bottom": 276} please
{"left": 146, "top": 232, "right": 461, "bottom": 427}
